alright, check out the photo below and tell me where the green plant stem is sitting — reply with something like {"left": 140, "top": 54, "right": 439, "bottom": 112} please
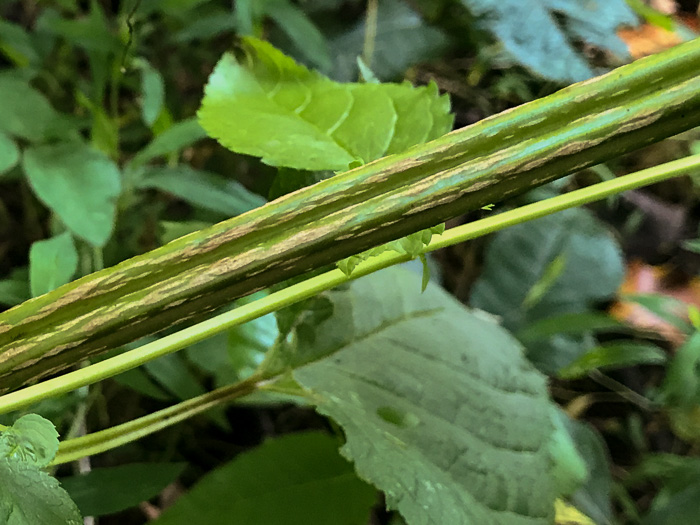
{"left": 51, "top": 376, "right": 259, "bottom": 465}
{"left": 362, "top": 0, "right": 378, "bottom": 68}
{"left": 2, "top": 154, "right": 697, "bottom": 461}
{"left": 3, "top": 38, "right": 699, "bottom": 393}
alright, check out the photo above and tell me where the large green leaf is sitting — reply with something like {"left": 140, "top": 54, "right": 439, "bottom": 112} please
{"left": 60, "top": 463, "right": 186, "bottom": 517}
{"left": 0, "top": 414, "right": 59, "bottom": 468}
{"left": 151, "top": 432, "right": 377, "bottom": 525}
{"left": 329, "top": 0, "right": 450, "bottom": 82}
{"left": 284, "top": 268, "right": 556, "bottom": 524}
{"left": 23, "top": 142, "right": 122, "bottom": 247}
{"left": 459, "top": 0, "right": 637, "bottom": 82}
{"left": 470, "top": 208, "right": 624, "bottom": 372}
{"left": 198, "top": 37, "right": 452, "bottom": 171}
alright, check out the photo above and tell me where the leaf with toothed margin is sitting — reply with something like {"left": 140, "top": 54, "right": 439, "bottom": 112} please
{"left": 275, "top": 267, "right": 557, "bottom": 524}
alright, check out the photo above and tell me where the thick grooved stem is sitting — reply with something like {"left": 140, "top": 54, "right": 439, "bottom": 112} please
{"left": 2, "top": 39, "right": 700, "bottom": 392}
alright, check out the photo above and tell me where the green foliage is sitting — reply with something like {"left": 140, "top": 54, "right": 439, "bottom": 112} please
{"left": 60, "top": 463, "right": 187, "bottom": 517}
{"left": 198, "top": 37, "right": 452, "bottom": 171}
{"left": 458, "top": 0, "right": 637, "bottom": 82}
{"left": 0, "top": 414, "right": 81, "bottom": 524}
{"left": 23, "top": 142, "right": 121, "bottom": 247}
{"left": 328, "top": 0, "right": 449, "bottom": 82}
{"left": 151, "top": 432, "right": 377, "bottom": 525}
{"left": 471, "top": 207, "right": 624, "bottom": 372}
{"left": 29, "top": 232, "right": 78, "bottom": 298}
{"left": 286, "top": 268, "right": 558, "bottom": 524}
{"left": 0, "top": 132, "right": 19, "bottom": 176}
{"left": 559, "top": 342, "right": 666, "bottom": 380}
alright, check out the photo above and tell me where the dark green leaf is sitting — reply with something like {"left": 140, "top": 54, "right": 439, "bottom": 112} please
{"left": 470, "top": 208, "right": 624, "bottom": 372}
{"left": 129, "top": 118, "right": 208, "bottom": 167}
{"left": 662, "top": 332, "right": 700, "bottom": 408}
{"left": 198, "top": 37, "right": 452, "bottom": 170}
{"left": 151, "top": 432, "right": 376, "bottom": 525}
{"left": 564, "top": 418, "right": 615, "bottom": 525}
{"left": 0, "top": 268, "right": 30, "bottom": 307}
{"left": 137, "top": 166, "right": 266, "bottom": 216}
{"left": 0, "top": 458, "right": 82, "bottom": 525}
{"left": 558, "top": 342, "right": 666, "bottom": 380}
{"left": 60, "top": 463, "right": 187, "bottom": 517}
{"left": 0, "top": 19, "right": 40, "bottom": 67}
{"left": 37, "top": 4, "right": 120, "bottom": 53}
{"left": 29, "top": 232, "right": 78, "bottom": 297}
{"left": 23, "top": 142, "right": 121, "bottom": 247}
{"left": 519, "top": 312, "right": 626, "bottom": 342}
{"left": 329, "top": 0, "right": 449, "bottom": 82}
{"left": 0, "top": 414, "right": 59, "bottom": 468}
{"left": 459, "top": 0, "right": 636, "bottom": 82}
{"left": 143, "top": 354, "right": 205, "bottom": 401}
{"left": 290, "top": 268, "right": 556, "bottom": 524}
{"left": 266, "top": 0, "right": 332, "bottom": 71}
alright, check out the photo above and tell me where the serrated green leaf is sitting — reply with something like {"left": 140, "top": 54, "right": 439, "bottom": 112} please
{"left": 198, "top": 37, "right": 452, "bottom": 171}
{"left": 290, "top": 268, "right": 556, "bottom": 524}
{"left": 151, "top": 432, "right": 376, "bottom": 525}
{"left": 471, "top": 208, "right": 624, "bottom": 372}
{"left": 23, "top": 142, "right": 121, "bottom": 247}
{"left": 137, "top": 166, "right": 266, "bottom": 216}
{"left": 0, "top": 414, "right": 59, "bottom": 468}
{"left": 459, "top": 0, "right": 637, "bottom": 82}
{"left": 0, "top": 131, "right": 19, "bottom": 176}
{"left": 329, "top": 0, "right": 449, "bottom": 82}
{"left": 0, "top": 458, "right": 82, "bottom": 525}
{"left": 60, "top": 463, "right": 186, "bottom": 516}
{"left": 29, "top": 232, "right": 78, "bottom": 298}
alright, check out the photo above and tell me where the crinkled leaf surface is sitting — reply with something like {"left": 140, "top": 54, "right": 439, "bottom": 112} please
{"left": 60, "top": 463, "right": 186, "bottom": 517}
{"left": 290, "top": 268, "right": 556, "bottom": 524}
{"left": 0, "top": 414, "right": 59, "bottom": 468}
{"left": 23, "top": 142, "right": 121, "bottom": 247}
{"left": 329, "top": 0, "right": 450, "bottom": 82}
{"left": 470, "top": 208, "right": 624, "bottom": 372}
{"left": 459, "top": 0, "right": 637, "bottom": 82}
{"left": 198, "top": 37, "right": 452, "bottom": 171}
{"left": 29, "top": 232, "right": 78, "bottom": 297}
{"left": 0, "top": 458, "right": 82, "bottom": 525}
{"left": 151, "top": 432, "right": 376, "bottom": 525}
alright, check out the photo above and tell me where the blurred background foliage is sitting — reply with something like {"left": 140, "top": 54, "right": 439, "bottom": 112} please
{"left": 2, "top": 0, "right": 700, "bottom": 523}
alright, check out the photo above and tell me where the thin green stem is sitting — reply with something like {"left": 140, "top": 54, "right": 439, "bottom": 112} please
{"left": 52, "top": 376, "right": 259, "bottom": 465}
{"left": 362, "top": 0, "right": 378, "bottom": 68}
{"left": 0, "top": 154, "right": 698, "bottom": 417}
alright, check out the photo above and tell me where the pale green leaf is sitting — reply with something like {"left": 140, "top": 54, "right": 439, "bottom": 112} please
{"left": 291, "top": 268, "right": 556, "bottom": 524}
{"left": 29, "top": 232, "right": 78, "bottom": 297}
{"left": 151, "top": 432, "right": 377, "bottom": 525}
{"left": 198, "top": 37, "right": 452, "bottom": 171}
{"left": 60, "top": 463, "right": 186, "bottom": 517}
{"left": 0, "top": 77, "right": 72, "bottom": 142}
{"left": 138, "top": 60, "right": 165, "bottom": 127}
{"left": 0, "top": 458, "right": 82, "bottom": 525}
{"left": 459, "top": 0, "right": 637, "bottom": 82}
{"left": 23, "top": 142, "right": 121, "bottom": 247}
{"left": 0, "top": 414, "right": 59, "bottom": 468}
